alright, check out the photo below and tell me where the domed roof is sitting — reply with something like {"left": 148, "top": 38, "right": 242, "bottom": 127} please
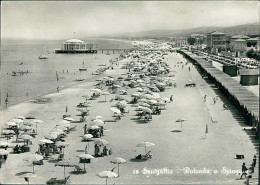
{"left": 65, "top": 39, "right": 84, "bottom": 43}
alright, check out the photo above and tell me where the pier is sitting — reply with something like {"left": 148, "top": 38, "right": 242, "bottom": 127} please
{"left": 178, "top": 50, "right": 259, "bottom": 129}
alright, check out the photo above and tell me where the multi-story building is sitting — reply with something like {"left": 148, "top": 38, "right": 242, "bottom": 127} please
{"left": 206, "top": 31, "right": 226, "bottom": 51}
{"left": 172, "top": 37, "right": 188, "bottom": 48}
{"left": 246, "top": 37, "right": 260, "bottom": 51}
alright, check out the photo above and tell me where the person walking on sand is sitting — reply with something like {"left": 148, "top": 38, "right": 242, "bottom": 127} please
{"left": 240, "top": 162, "right": 248, "bottom": 179}
{"left": 170, "top": 95, "right": 173, "bottom": 102}
{"left": 57, "top": 86, "right": 60, "bottom": 93}
{"left": 85, "top": 145, "right": 88, "bottom": 154}
{"left": 83, "top": 124, "right": 87, "bottom": 135}
{"left": 5, "top": 97, "right": 8, "bottom": 107}
{"left": 223, "top": 103, "right": 228, "bottom": 110}
{"left": 252, "top": 155, "right": 256, "bottom": 167}
{"left": 203, "top": 95, "right": 207, "bottom": 102}
{"left": 213, "top": 97, "right": 216, "bottom": 104}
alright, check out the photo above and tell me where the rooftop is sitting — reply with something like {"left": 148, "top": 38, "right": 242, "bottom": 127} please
{"left": 208, "top": 31, "right": 226, "bottom": 35}
{"left": 239, "top": 69, "right": 259, "bottom": 76}
{"left": 65, "top": 39, "right": 84, "bottom": 43}
{"left": 231, "top": 35, "right": 250, "bottom": 39}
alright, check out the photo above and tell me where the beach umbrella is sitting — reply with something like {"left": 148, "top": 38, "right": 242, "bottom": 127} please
{"left": 116, "top": 101, "right": 127, "bottom": 109}
{"left": 23, "top": 122, "right": 34, "bottom": 126}
{"left": 102, "top": 92, "right": 110, "bottom": 102}
{"left": 2, "top": 130, "right": 15, "bottom": 135}
{"left": 113, "top": 85, "right": 121, "bottom": 88}
{"left": 140, "top": 103, "right": 150, "bottom": 108}
{"left": 20, "top": 134, "right": 33, "bottom": 141}
{"left": 39, "top": 139, "right": 53, "bottom": 144}
{"left": 16, "top": 116, "right": 25, "bottom": 120}
{"left": 0, "top": 141, "right": 10, "bottom": 148}
{"left": 25, "top": 116, "right": 36, "bottom": 120}
{"left": 12, "top": 118, "right": 24, "bottom": 124}
{"left": 135, "top": 87, "right": 143, "bottom": 92}
{"left": 92, "top": 116, "right": 102, "bottom": 120}
{"left": 115, "top": 95, "right": 125, "bottom": 101}
{"left": 44, "top": 133, "right": 58, "bottom": 140}
{"left": 5, "top": 122, "right": 17, "bottom": 127}
{"left": 131, "top": 93, "right": 140, "bottom": 97}
{"left": 0, "top": 149, "right": 10, "bottom": 155}
{"left": 148, "top": 100, "right": 157, "bottom": 105}
{"left": 83, "top": 134, "right": 93, "bottom": 140}
{"left": 64, "top": 117, "right": 74, "bottom": 122}
{"left": 59, "top": 120, "right": 70, "bottom": 124}
{"left": 141, "top": 107, "right": 152, "bottom": 114}
{"left": 77, "top": 154, "right": 94, "bottom": 171}
{"left": 138, "top": 99, "right": 148, "bottom": 103}
{"left": 136, "top": 141, "right": 155, "bottom": 154}
{"left": 55, "top": 161, "right": 75, "bottom": 178}
{"left": 55, "top": 125, "right": 67, "bottom": 131}
{"left": 110, "top": 107, "right": 121, "bottom": 114}
{"left": 97, "top": 171, "right": 118, "bottom": 185}
{"left": 19, "top": 125, "right": 33, "bottom": 131}
{"left": 33, "top": 120, "right": 44, "bottom": 124}
{"left": 19, "top": 172, "right": 37, "bottom": 185}
{"left": 92, "top": 119, "right": 104, "bottom": 126}
{"left": 89, "top": 125, "right": 100, "bottom": 130}
{"left": 110, "top": 157, "right": 126, "bottom": 176}
{"left": 175, "top": 118, "right": 187, "bottom": 131}
{"left": 94, "top": 138, "right": 108, "bottom": 146}
{"left": 90, "top": 89, "right": 102, "bottom": 93}
{"left": 52, "top": 129, "right": 64, "bottom": 135}
{"left": 24, "top": 153, "right": 44, "bottom": 173}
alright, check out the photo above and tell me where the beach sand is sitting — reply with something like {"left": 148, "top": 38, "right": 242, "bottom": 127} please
{"left": 0, "top": 52, "right": 257, "bottom": 184}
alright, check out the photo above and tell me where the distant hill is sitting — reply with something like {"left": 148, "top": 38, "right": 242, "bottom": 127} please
{"left": 99, "top": 22, "right": 259, "bottom": 39}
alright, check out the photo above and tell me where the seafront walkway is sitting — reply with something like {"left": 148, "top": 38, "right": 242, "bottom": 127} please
{"left": 178, "top": 50, "right": 259, "bottom": 127}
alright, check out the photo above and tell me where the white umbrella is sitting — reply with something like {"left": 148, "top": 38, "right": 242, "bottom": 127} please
{"left": 64, "top": 117, "right": 74, "bottom": 122}
{"left": 110, "top": 157, "right": 126, "bottom": 176}
{"left": 44, "top": 133, "right": 58, "bottom": 140}
{"left": 136, "top": 141, "right": 155, "bottom": 154}
{"left": 39, "top": 139, "right": 53, "bottom": 144}
{"left": 110, "top": 107, "right": 121, "bottom": 114}
{"left": 2, "top": 130, "right": 15, "bottom": 135}
{"left": 90, "top": 89, "right": 102, "bottom": 93}
{"left": 16, "top": 116, "right": 25, "bottom": 120}
{"left": 59, "top": 120, "right": 70, "bottom": 125}
{"left": 83, "top": 134, "right": 93, "bottom": 140}
{"left": 77, "top": 154, "right": 94, "bottom": 171}
{"left": 5, "top": 122, "right": 17, "bottom": 127}
{"left": 20, "top": 135, "right": 33, "bottom": 141}
{"left": 19, "top": 172, "right": 37, "bottom": 185}
{"left": 12, "top": 118, "right": 24, "bottom": 124}
{"left": 33, "top": 120, "right": 44, "bottom": 123}
{"left": 91, "top": 119, "right": 104, "bottom": 126}
{"left": 0, "top": 141, "right": 10, "bottom": 148}
{"left": 89, "top": 125, "right": 100, "bottom": 130}
{"left": 97, "top": 171, "right": 118, "bottom": 185}
{"left": 92, "top": 116, "right": 102, "bottom": 120}
{"left": 94, "top": 139, "right": 108, "bottom": 146}
{"left": 0, "top": 149, "right": 10, "bottom": 155}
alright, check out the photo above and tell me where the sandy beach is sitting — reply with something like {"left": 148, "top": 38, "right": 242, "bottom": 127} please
{"left": 0, "top": 51, "right": 258, "bottom": 185}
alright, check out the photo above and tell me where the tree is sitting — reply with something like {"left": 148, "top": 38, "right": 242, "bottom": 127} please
{"left": 246, "top": 49, "right": 260, "bottom": 61}
{"left": 187, "top": 37, "right": 196, "bottom": 45}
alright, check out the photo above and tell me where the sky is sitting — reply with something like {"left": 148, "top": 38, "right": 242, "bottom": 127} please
{"left": 1, "top": 1, "right": 259, "bottom": 40}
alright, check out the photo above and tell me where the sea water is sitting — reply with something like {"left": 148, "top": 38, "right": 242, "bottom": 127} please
{"left": 0, "top": 38, "right": 132, "bottom": 106}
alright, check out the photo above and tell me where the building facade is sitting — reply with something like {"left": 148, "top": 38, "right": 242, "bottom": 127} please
{"left": 206, "top": 31, "right": 226, "bottom": 51}
{"left": 62, "top": 39, "right": 94, "bottom": 51}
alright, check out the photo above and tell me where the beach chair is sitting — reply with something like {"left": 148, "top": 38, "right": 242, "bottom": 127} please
{"left": 46, "top": 175, "right": 71, "bottom": 185}
{"left": 57, "top": 153, "right": 64, "bottom": 161}
{"left": 74, "top": 165, "right": 86, "bottom": 173}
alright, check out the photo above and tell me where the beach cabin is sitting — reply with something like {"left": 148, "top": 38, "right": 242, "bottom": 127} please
{"left": 239, "top": 69, "right": 259, "bottom": 86}
{"left": 223, "top": 65, "right": 237, "bottom": 77}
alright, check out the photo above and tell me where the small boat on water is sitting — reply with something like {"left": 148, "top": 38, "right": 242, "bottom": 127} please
{"left": 39, "top": 55, "right": 48, "bottom": 59}
{"left": 39, "top": 45, "right": 48, "bottom": 59}
{"left": 79, "top": 68, "right": 87, "bottom": 71}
